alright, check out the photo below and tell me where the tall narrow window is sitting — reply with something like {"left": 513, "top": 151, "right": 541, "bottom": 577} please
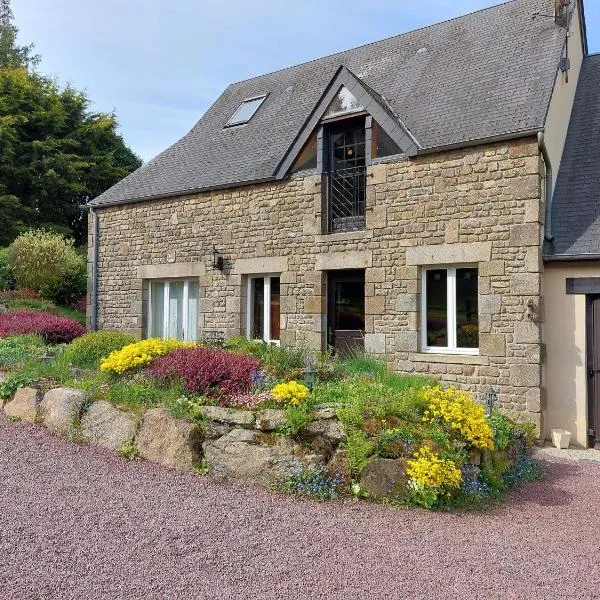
{"left": 147, "top": 279, "right": 199, "bottom": 341}
{"left": 421, "top": 267, "right": 479, "bottom": 354}
{"left": 247, "top": 275, "right": 280, "bottom": 343}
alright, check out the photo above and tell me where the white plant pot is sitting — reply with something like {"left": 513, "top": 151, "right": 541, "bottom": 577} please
{"left": 551, "top": 429, "right": 572, "bottom": 449}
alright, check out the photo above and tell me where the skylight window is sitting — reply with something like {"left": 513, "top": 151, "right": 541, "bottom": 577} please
{"left": 225, "top": 95, "right": 267, "bottom": 126}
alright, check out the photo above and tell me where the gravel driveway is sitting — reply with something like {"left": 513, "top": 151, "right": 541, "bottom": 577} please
{"left": 1, "top": 413, "right": 599, "bottom": 600}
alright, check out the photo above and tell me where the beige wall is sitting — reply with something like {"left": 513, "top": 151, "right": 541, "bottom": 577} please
{"left": 543, "top": 262, "right": 600, "bottom": 447}
{"left": 544, "top": 0, "right": 585, "bottom": 190}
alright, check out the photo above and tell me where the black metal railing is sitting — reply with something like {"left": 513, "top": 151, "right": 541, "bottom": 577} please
{"left": 326, "top": 165, "right": 366, "bottom": 233}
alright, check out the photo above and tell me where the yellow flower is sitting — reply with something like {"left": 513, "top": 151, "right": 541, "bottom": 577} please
{"left": 270, "top": 380, "right": 310, "bottom": 406}
{"left": 406, "top": 446, "right": 461, "bottom": 489}
{"left": 100, "top": 338, "right": 194, "bottom": 374}
{"left": 420, "top": 386, "right": 495, "bottom": 451}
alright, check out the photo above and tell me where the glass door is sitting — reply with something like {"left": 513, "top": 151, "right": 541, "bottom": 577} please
{"left": 327, "top": 270, "right": 365, "bottom": 354}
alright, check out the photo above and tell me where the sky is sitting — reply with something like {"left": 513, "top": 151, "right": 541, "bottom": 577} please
{"left": 12, "top": 0, "right": 600, "bottom": 162}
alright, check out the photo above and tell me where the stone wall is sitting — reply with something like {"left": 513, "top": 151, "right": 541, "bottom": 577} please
{"left": 89, "top": 138, "right": 545, "bottom": 429}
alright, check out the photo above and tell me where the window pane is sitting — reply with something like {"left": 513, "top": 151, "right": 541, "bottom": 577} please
{"left": 226, "top": 96, "right": 266, "bottom": 126}
{"left": 252, "top": 278, "right": 264, "bottom": 339}
{"left": 270, "top": 277, "right": 280, "bottom": 341}
{"left": 456, "top": 268, "right": 478, "bottom": 348}
{"left": 187, "top": 281, "right": 199, "bottom": 342}
{"left": 168, "top": 281, "right": 184, "bottom": 339}
{"left": 324, "top": 86, "right": 364, "bottom": 118}
{"left": 426, "top": 270, "right": 448, "bottom": 347}
{"left": 150, "top": 282, "right": 165, "bottom": 338}
{"left": 290, "top": 133, "right": 317, "bottom": 173}
{"left": 371, "top": 121, "right": 402, "bottom": 158}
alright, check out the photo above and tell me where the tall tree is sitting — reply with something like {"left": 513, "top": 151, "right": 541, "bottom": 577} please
{"left": 0, "top": 0, "right": 38, "bottom": 68}
{"left": 0, "top": 0, "right": 141, "bottom": 246}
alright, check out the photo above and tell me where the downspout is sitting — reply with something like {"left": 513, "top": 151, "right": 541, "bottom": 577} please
{"left": 538, "top": 132, "right": 553, "bottom": 242}
{"left": 90, "top": 207, "right": 99, "bottom": 332}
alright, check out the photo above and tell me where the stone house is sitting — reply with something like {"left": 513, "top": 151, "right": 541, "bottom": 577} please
{"left": 87, "top": 0, "right": 594, "bottom": 444}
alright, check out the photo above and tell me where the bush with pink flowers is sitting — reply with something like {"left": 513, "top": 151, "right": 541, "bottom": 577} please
{"left": 148, "top": 346, "right": 261, "bottom": 399}
{"left": 0, "top": 311, "right": 85, "bottom": 344}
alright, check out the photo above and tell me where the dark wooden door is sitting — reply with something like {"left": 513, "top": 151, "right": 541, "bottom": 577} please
{"left": 587, "top": 295, "right": 600, "bottom": 448}
{"left": 327, "top": 270, "right": 365, "bottom": 354}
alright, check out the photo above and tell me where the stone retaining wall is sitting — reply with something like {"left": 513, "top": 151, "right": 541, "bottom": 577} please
{"left": 2, "top": 386, "right": 355, "bottom": 490}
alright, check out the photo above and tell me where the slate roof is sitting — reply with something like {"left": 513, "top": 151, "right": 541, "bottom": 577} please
{"left": 90, "top": 0, "right": 567, "bottom": 207}
{"left": 545, "top": 54, "right": 600, "bottom": 259}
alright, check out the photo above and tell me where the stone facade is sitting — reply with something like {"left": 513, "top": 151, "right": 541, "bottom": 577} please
{"left": 89, "top": 138, "right": 545, "bottom": 429}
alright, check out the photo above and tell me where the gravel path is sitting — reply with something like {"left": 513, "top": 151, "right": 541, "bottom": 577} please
{"left": 1, "top": 413, "right": 600, "bottom": 600}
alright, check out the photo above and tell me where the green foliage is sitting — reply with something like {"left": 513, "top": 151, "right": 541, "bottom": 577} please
{"left": 281, "top": 402, "right": 313, "bottom": 435}
{"left": 0, "top": 8, "right": 141, "bottom": 246}
{"left": 0, "top": 247, "right": 14, "bottom": 290}
{"left": 166, "top": 395, "right": 207, "bottom": 424}
{"left": 63, "top": 330, "right": 136, "bottom": 369}
{"left": 0, "top": 370, "right": 35, "bottom": 399}
{"left": 489, "top": 410, "right": 537, "bottom": 450}
{"left": 7, "top": 297, "right": 55, "bottom": 312}
{"left": 8, "top": 230, "right": 84, "bottom": 301}
{"left": 345, "top": 430, "right": 375, "bottom": 473}
{"left": 6, "top": 414, "right": 21, "bottom": 422}
{"left": 43, "top": 252, "right": 87, "bottom": 306}
{"left": 225, "top": 336, "right": 309, "bottom": 380}
{"left": 0, "top": 333, "right": 45, "bottom": 368}
{"left": 0, "top": 0, "right": 39, "bottom": 69}
{"left": 117, "top": 441, "right": 139, "bottom": 461}
{"left": 104, "top": 376, "right": 184, "bottom": 413}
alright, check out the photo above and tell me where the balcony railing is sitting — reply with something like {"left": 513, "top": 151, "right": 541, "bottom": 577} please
{"left": 326, "top": 165, "right": 366, "bottom": 233}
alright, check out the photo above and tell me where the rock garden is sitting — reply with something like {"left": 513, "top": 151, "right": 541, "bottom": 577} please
{"left": 0, "top": 322, "right": 544, "bottom": 509}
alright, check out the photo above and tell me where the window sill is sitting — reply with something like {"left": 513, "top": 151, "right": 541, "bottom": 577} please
{"left": 319, "top": 230, "right": 373, "bottom": 242}
{"left": 409, "top": 352, "right": 487, "bottom": 365}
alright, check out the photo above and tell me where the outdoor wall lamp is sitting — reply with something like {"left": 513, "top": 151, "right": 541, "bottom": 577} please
{"left": 212, "top": 246, "right": 224, "bottom": 271}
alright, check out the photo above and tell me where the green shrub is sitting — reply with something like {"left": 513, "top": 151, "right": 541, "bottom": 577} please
{"left": 8, "top": 229, "right": 85, "bottom": 303}
{"left": 63, "top": 331, "right": 136, "bottom": 369}
{"left": 0, "top": 371, "right": 36, "bottom": 399}
{"left": 0, "top": 248, "right": 15, "bottom": 291}
{"left": 44, "top": 252, "right": 87, "bottom": 306}
{"left": 0, "top": 334, "right": 46, "bottom": 369}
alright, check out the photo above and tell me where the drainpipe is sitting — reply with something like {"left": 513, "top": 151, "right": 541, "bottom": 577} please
{"left": 538, "top": 132, "right": 553, "bottom": 242}
{"left": 90, "top": 207, "right": 99, "bottom": 332}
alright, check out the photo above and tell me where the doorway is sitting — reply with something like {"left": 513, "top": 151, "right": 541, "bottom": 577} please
{"left": 327, "top": 270, "right": 365, "bottom": 354}
{"left": 587, "top": 295, "right": 600, "bottom": 448}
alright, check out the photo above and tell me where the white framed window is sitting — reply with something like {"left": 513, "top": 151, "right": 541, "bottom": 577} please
{"left": 246, "top": 275, "right": 280, "bottom": 344}
{"left": 421, "top": 266, "right": 479, "bottom": 355}
{"left": 147, "top": 279, "right": 199, "bottom": 341}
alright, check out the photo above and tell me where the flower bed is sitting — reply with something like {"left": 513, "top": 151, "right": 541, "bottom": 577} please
{"left": 0, "top": 311, "right": 85, "bottom": 343}
{"left": 0, "top": 335, "right": 543, "bottom": 509}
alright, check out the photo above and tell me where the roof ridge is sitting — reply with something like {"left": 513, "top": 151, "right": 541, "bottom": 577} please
{"left": 228, "top": 0, "right": 520, "bottom": 87}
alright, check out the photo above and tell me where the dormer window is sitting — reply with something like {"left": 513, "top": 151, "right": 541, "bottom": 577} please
{"left": 225, "top": 95, "right": 267, "bottom": 126}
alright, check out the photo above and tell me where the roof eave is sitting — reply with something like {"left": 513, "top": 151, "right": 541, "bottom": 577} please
{"left": 86, "top": 176, "right": 278, "bottom": 209}
{"left": 544, "top": 253, "right": 600, "bottom": 262}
